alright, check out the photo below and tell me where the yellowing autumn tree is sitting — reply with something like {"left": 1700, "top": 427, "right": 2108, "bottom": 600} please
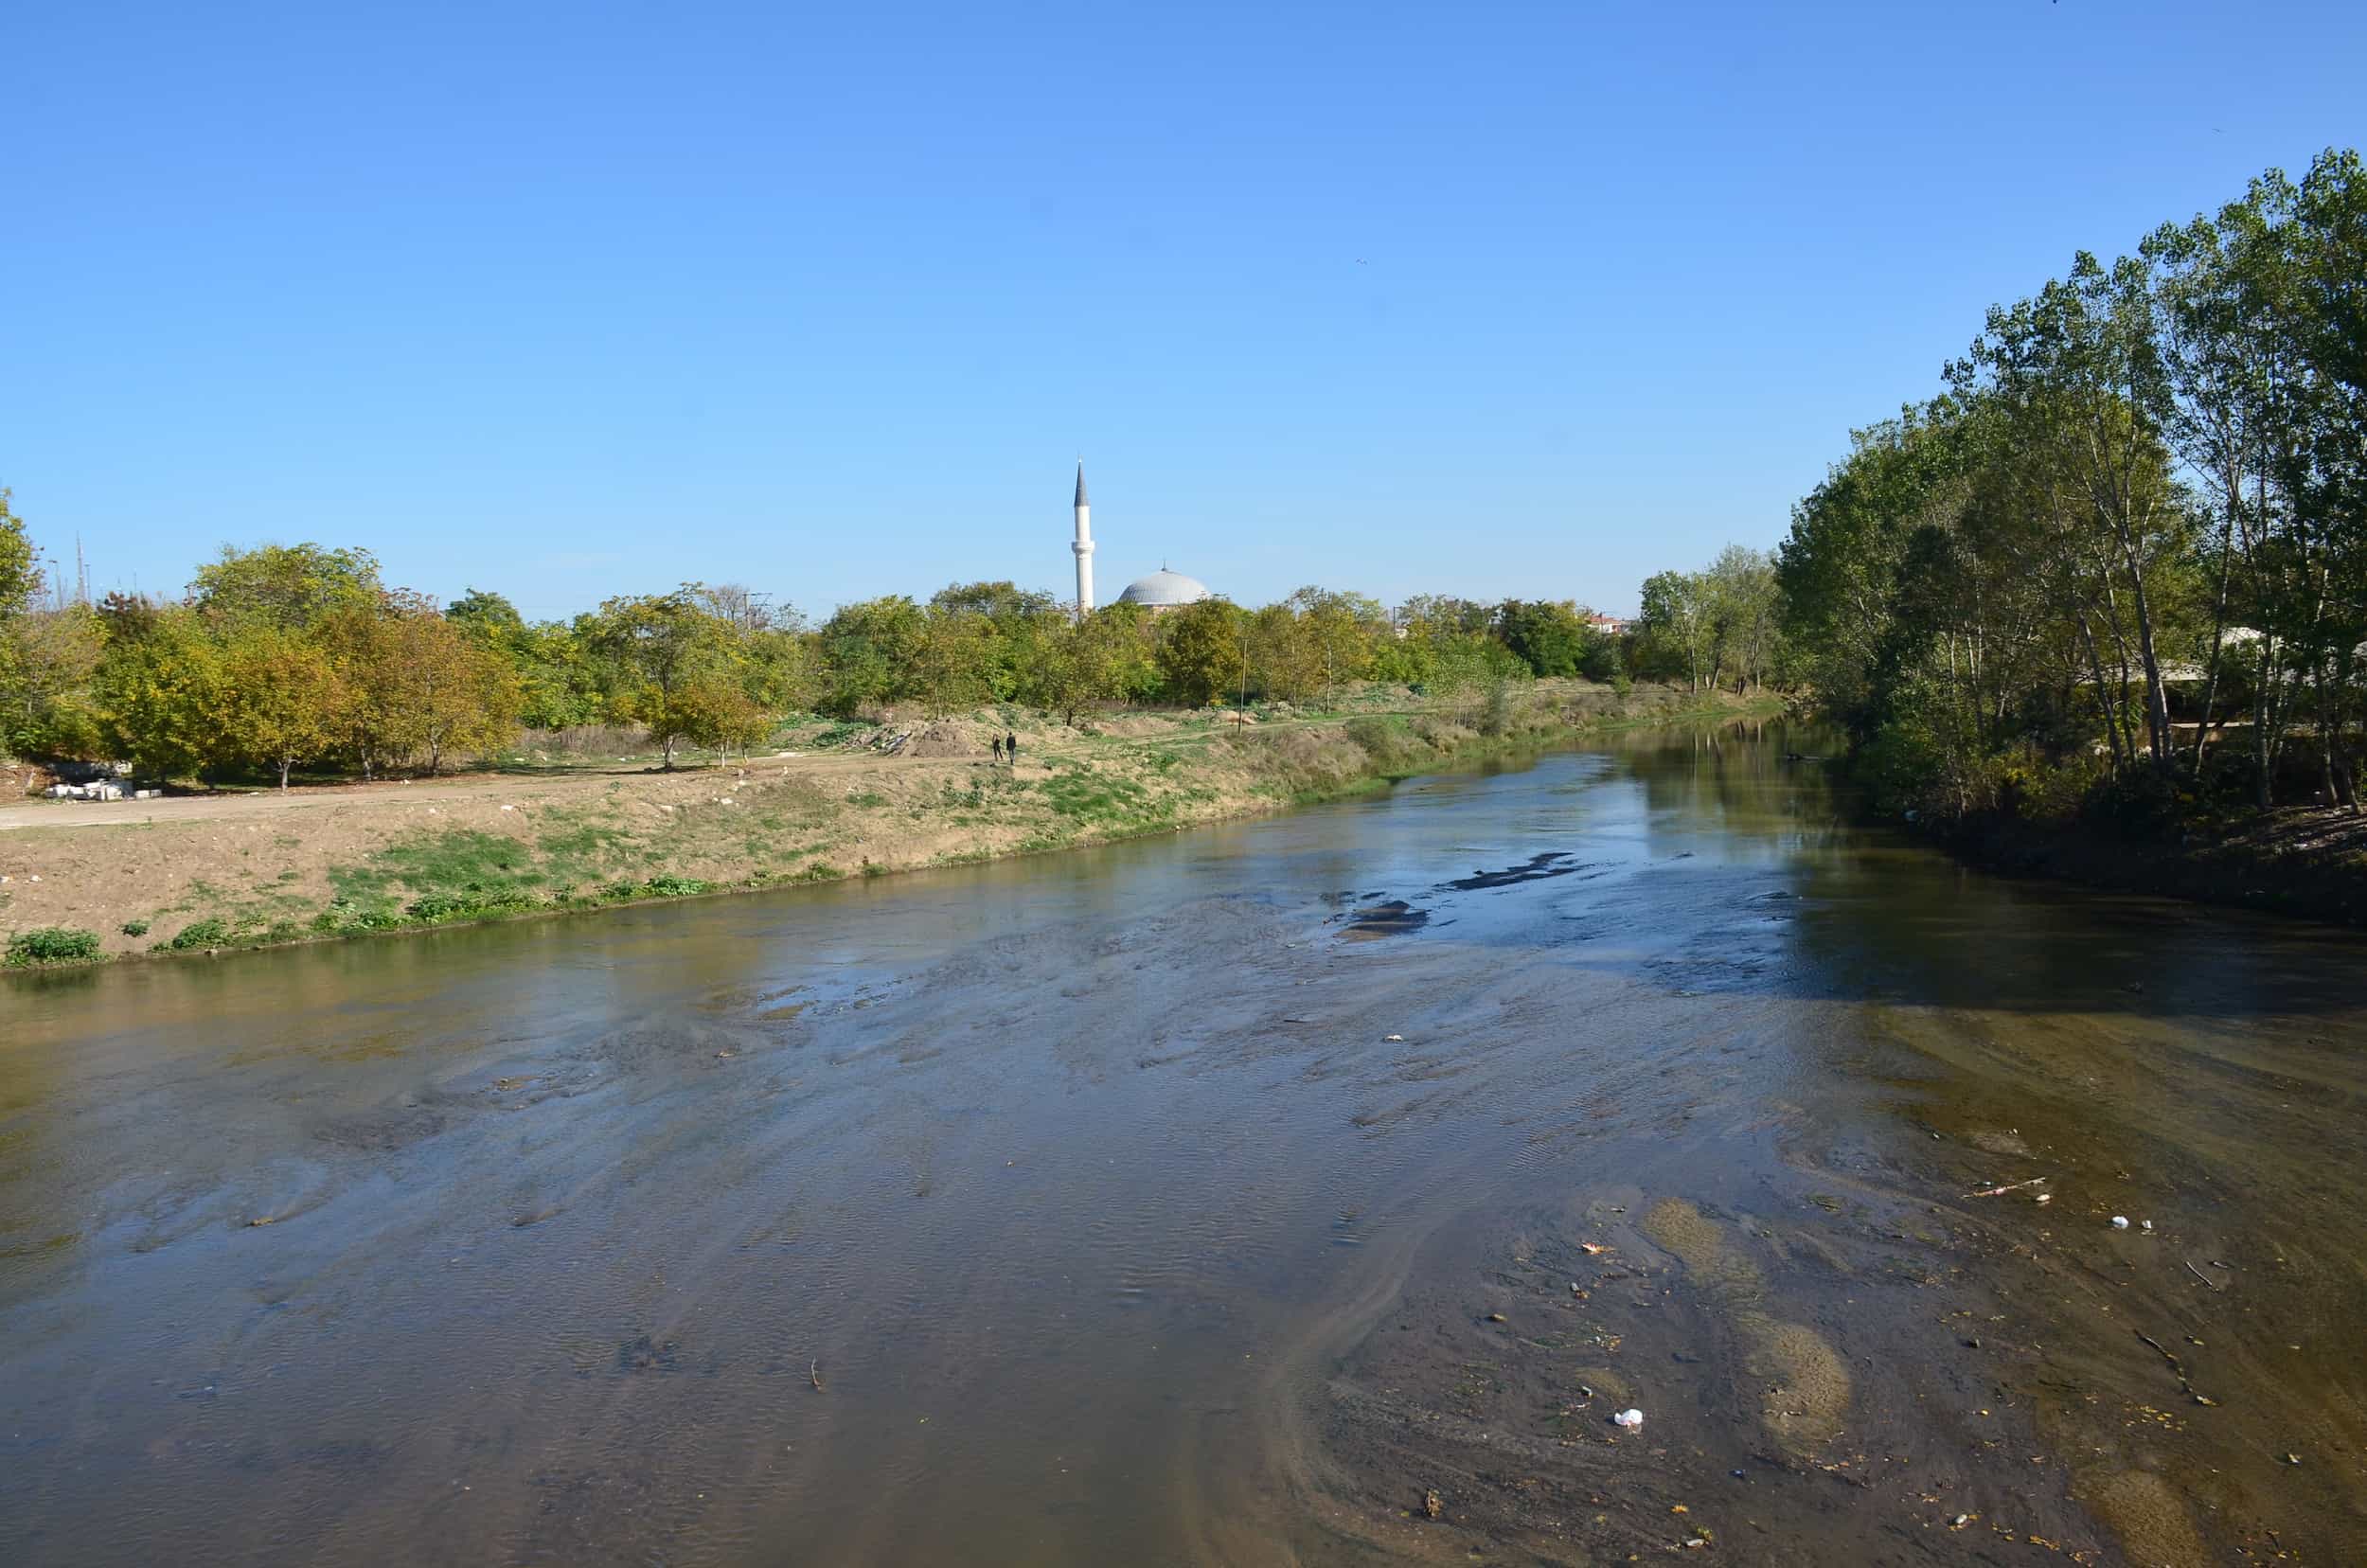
{"left": 217, "top": 622, "right": 343, "bottom": 788}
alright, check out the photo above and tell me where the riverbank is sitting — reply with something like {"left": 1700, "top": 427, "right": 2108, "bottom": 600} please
{"left": 1, "top": 681, "right": 1773, "bottom": 969}
{"left": 1938, "top": 803, "right": 2367, "bottom": 926}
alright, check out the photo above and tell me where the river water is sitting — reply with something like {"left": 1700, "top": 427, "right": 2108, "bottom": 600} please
{"left": 6, "top": 722, "right": 2365, "bottom": 1565}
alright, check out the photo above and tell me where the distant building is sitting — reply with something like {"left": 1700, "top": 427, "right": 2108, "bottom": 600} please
{"left": 1587, "top": 612, "right": 1631, "bottom": 636}
{"left": 1068, "top": 463, "right": 1213, "bottom": 614}
{"left": 1071, "top": 461, "right": 1095, "bottom": 611}
{"left": 1116, "top": 567, "right": 1213, "bottom": 610}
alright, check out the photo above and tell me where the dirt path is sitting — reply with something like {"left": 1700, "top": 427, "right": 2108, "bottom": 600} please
{"left": 0, "top": 753, "right": 919, "bottom": 833}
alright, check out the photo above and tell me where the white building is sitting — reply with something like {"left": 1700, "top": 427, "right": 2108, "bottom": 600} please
{"left": 1070, "top": 464, "right": 1213, "bottom": 613}
{"left": 1116, "top": 567, "right": 1212, "bottom": 610}
{"left": 1071, "top": 460, "right": 1095, "bottom": 612}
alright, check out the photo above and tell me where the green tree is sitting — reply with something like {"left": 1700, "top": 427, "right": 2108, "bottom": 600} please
{"left": 1, "top": 603, "right": 107, "bottom": 758}
{"left": 449, "top": 588, "right": 609, "bottom": 730}
{"left": 1155, "top": 598, "right": 1245, "bottom": 706}
{"left": 1245, "top": 602, "right": 1318, "bottom": 702}
{"left": 912, "top": 609, "right": 1000, "bottom": 717}
{"left": 593, "top": 587, "right": 733, "bottom": 769}
{"left": 817, "top": 596, "right": 927, "bottom": 717}
{"left": 1289, "top": 587, "right": 1381, "bottom": 698}
{"left": 189, "top": 543, "right": 382, "bottom": 631}
{"left": 0, "top": 490, "right": 34, "bottom": 623}
{"left": 1638, "top": 570, "right": 1715, "bottom": 688}
{"left": 92, "top": 605, "right": 230, "bottom": 780}
{"left": 929, "top": 580, "right": 1056, "bottom": 620}
{"left": 1957, "top": 252, "right": 2192, "bottom": 774}
{"left": 1493, "top": 599, "right": 1591, "bottom": 678}
{"left": 1703, "top": 545, "right": 1783, "bottom": 692}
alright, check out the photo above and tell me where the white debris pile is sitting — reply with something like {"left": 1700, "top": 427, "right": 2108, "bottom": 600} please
{"left": 44, "top": 781, "right": 161, "bottom": 801}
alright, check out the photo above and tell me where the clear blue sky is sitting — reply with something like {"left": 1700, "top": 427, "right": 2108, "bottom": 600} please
{"left": 6, "top": 2, "right": 2362, "bottom": 621}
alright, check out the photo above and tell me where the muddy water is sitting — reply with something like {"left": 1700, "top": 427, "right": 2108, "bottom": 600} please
{"left": 5, "top": 723, "right": 2366, "bottom": 1566}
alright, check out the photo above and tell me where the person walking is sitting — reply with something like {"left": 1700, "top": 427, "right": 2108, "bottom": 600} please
{"left": 1006, "top": 730, "right": 1020, "bottom": 767}
{"left": 990, "top": 735, "right": 1003, "bottom": 765}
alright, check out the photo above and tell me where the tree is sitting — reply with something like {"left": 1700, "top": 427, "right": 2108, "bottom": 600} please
{"left": 669, "top": 667, "right": 773, "bottom": 762}
{"left": 0, "top": 490, "right": 34, "bottom": 623}
{"left": 218, "top": 622, "right": 342, "bottom": 788}
{"left": 189, "top": 543, "right": 382, "bottom": 631}
{"left": 1638, "top": 570, "right": 1715, "bottom": 688}
{"left": 1777, "top": 403, "right": 1981, "bottom": 735}
{"left": 593, "top": 587, "right": 733, "bottom": 768}
{"left": 1289, "top": 587, "right": 1381, "bottom": 698}
{"left": 1155, "top": 598, "right": 1245, "bottom": 706}
{"left": 912, "top": 609, "right": 1000, "bottom": 717}
{"left": 1703, "top": 545, "right": 1783, "bottom": 692}
{"left": 1494, "top": 599, "right": 1591, "bottom": 678}
{"left": 928, "top": 580, "right": 1056, "bottom": 621}
{"left": 1, "top": 603, "right": 106, "bottom": 758}
{"left": 1957, "top": 251, "right": 2191, "bottom": 774}
{"left": 319, "top": 601, "right": 418, "bottom": 778}
{"left": 406, "top": 609, "right": 523, "bottom": 774}
{"left": 1245, "top": 602, "right": 1319, "bottom": 702}
{"left": 93, "top": 606, "right": 232, "bottom": 780}
{"left": 817, "top": 596, "right": 927, "bottom": 717}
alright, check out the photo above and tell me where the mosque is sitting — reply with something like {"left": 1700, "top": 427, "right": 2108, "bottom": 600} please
{"left": 1070, "top": 461, "right": 1211, "bottom": 614}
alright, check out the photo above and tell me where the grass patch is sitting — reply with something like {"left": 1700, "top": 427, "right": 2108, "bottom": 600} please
{"left": 406, "top": 890, "right": 543, "bottom": 923}
{"left": 1039, "top": 766, "right": 1165, "bottom": 826}
{"left": 330, "top": 829, "right": 547, "bottom": 910}
{"left": 165, "top": 918, "right": 232, "bottom": 951}
{"left": 6, "top": 927, "right": 103, "bottom": 968}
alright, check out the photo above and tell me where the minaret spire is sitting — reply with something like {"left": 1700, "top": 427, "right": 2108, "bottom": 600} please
{"left": 1070, "top": 459, "right": 1095, "bottom": 615}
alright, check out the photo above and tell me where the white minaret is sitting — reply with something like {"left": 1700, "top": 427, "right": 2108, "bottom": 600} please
{"left": 1071, "top": 459, "right": 1095, "bottom": 614}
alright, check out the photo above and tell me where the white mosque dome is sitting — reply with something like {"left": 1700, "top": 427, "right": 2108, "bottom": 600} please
{"left": 1116, "top": 568, "right": 1212, "bottom": 608}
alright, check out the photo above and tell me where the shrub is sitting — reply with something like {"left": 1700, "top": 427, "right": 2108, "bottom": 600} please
{"left": 120, "top": 918, "right": 151, "bottom": 936}
{"left": 596, "top": 876, "right": 710, "bottom": 901}
{"left": 407, "top": 889, "right": 542, "bottom": 922}
{"left": 1479, "top": 677, "right": 1519, "bottom": 738}
{"left": 2080, "top": 765, "right": 2184, "bottom": 841}
{"left": 6, "top": 927, "right": 103, "bottom": 967}
{"left": 166, "top": 918, "right": 231, "bottom": 951}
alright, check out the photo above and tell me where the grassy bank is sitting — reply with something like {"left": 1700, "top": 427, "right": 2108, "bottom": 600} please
{"left": 2, "top": 681, "right": 1771, "bottom": 971}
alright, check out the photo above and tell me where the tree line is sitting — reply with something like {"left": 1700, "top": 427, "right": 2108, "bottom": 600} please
{"left": 0, "top": 510, "right": 1781, "bottom": 787}
{"left": 1777, "top": 148, "right": 2366, "bottom": 821}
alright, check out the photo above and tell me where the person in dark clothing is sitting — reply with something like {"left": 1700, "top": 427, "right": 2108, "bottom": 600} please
{"left": 990, "top": 735, "right": 1003, "bottom": 764}
{"left": 1006, "top": 731, "right": 1019, "bottom": 765}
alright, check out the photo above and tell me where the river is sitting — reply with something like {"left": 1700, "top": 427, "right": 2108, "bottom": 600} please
{"left": 5, "top": 722, "right": 2364, "bottom": 1565}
